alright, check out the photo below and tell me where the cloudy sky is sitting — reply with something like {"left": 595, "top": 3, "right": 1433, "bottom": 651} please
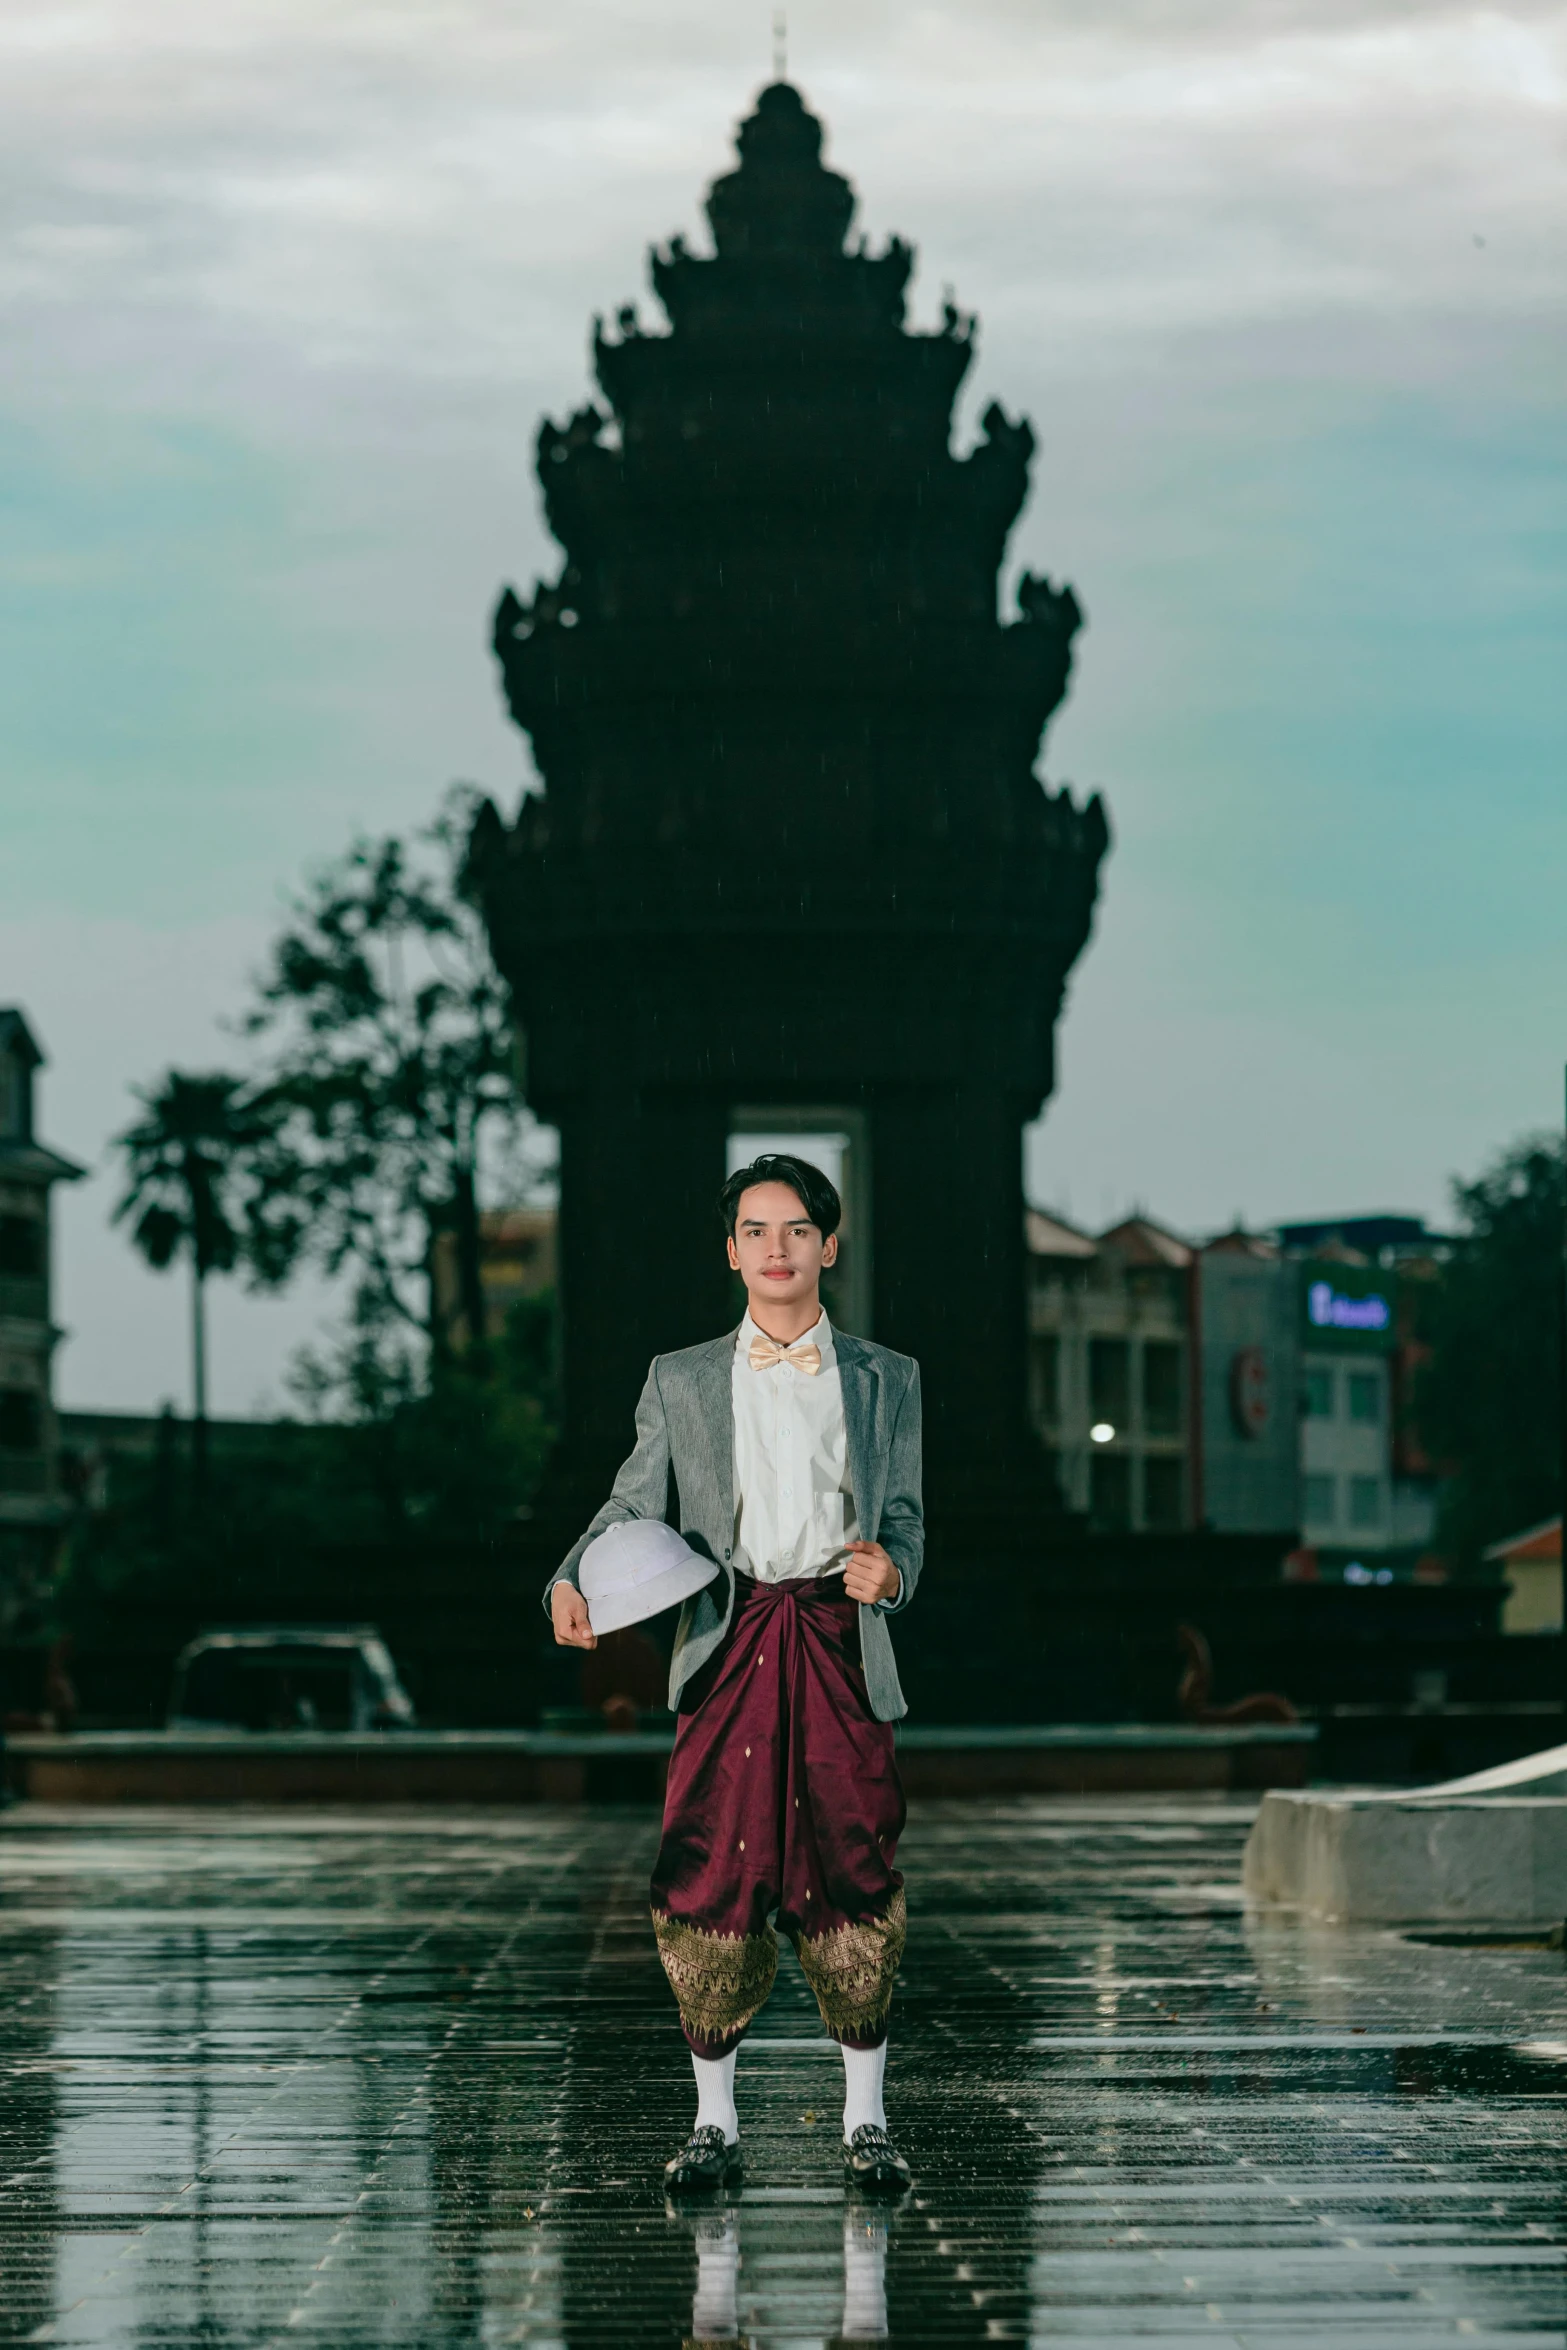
{"left": 2, "top": 0, "right": 1563, "bottom": 1412}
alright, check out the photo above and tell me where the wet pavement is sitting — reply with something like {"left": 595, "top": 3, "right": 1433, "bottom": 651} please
{"left": 0, "top": 1799, "right": 1563, "bottom": 2347}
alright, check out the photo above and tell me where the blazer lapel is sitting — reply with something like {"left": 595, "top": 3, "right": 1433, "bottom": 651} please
{"left": 836, "top": 1335, "right": 882, "bottom": 1535}
{"left": 692, "top": 1329, "right": 739, "bottom": 1514}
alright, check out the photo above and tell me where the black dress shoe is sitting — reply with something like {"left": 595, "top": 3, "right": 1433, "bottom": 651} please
{"left": 843, "top": 2123, "right": 912, "bottom": 2196}
{"left": 664, "top": 2124, "right": 743, "bottom": 2192}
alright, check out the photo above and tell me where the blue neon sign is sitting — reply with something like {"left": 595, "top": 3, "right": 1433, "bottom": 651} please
{"left": 1307, "top": 1279, "right": 1390, "bottom": 1333}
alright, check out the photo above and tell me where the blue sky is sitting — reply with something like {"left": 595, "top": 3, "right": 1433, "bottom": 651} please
{"left": 1, "top": 0, "right": 1563, "bottom": 1410}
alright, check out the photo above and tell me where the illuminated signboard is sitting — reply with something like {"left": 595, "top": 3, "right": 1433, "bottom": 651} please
{"left": 1306, "top": 1279, "right": 1390, "bottom": 1334}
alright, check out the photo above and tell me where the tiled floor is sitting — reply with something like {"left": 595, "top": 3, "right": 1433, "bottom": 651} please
{"left": 0, "top": 1797, "right": 1563, "bottom": 2346}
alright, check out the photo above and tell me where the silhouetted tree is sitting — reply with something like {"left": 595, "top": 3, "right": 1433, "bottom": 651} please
{"left": 111, "top": 1071, "right": 277, "bottom": 1489}
{"left": 1418, "top": 1132, "right": 1564, "bottom": 1565}
{"left": 283, "top": 1280, "right": 554, "bottom": 1536}
{"left": 242, "top": 786, "right": 552, "bottom": 1367}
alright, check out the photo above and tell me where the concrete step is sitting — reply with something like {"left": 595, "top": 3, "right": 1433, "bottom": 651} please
{"left": 1243, "top": 1742, "right": 1567, "bottom": 1926}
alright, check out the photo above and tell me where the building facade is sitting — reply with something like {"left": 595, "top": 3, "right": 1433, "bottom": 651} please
{"left": 1025, "top": 1210, "right": 1445, "bottom": 1548}
{"left": 0, "top": 1011, "right": 83, "bottom": 1629}
{"left": 1026, "top": 1212, "right": 1192, "bottom": 1530}
{"left": 1027, "top": 1213, "right": 1300, "bottom": 1535}
{"left": 1196, "top": 1234, "right": 1302, "bottom": 1536}
{"left": 1288, "top": 1247, "right": 1440, "bottom": 1557}
{"left": 431, "top": 1207, "right": 558, "bottom": 1348}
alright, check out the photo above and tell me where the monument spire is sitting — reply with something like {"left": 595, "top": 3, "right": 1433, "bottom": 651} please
{"left": 473, "top": 82, "right": 1109, "bottom": 1531}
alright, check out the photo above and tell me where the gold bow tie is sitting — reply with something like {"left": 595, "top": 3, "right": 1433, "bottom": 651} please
{"left": 748, "top": 1333, "right": 822, "bottom": 1376}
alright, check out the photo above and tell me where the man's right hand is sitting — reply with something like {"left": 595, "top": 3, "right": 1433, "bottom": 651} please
{"left": 551, "top": 1582, "right": 597, "bottom": 1649}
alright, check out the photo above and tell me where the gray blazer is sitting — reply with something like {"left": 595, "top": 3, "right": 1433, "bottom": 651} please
{"left": 544, "top": 1329, "right": 923, "bottom": 1722}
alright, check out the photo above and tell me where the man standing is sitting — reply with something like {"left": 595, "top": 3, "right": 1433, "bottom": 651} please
{"left": 548, "top": 1153, "right": 921, "bottom": 2195}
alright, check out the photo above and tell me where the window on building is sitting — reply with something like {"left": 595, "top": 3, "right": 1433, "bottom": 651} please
{"left": 1141, "top": 1341, "right": 1183, "bottom": 1436}
{"left": 0, "top": 1214, "right": 43, "bottom": 1278}
{"left": 1349, "top": 1476, "right": 1382, "bottom": 1529}
{"left": 1304, "top": 1366, "right": 1335, "bottom": 1418}
{"left": 1347, "top": 1372, "right": 1380, "bottom": 1423}
{"left": 1031, "top": 1335, "right": 1060, "bottom": 1429}
{"left": 1303, "top": 1472, "right": 1335, "bottom": 1526}
{"left": 0, "top": 1389, "right": 42, "bottom": 1451}
{"left": 1089, "top": 1450, "right": 1131, "bottom": 1530}
{"left": 1143, "top": 1455, "right": 1184, "bottom": 1530}
{"left": 1088, "top": 1338, "right": 1130, "bottom": 1431}
{"left": 1129, "top": 1266, "right": 1187, "bottom": 1317}
{"left": 1034, "top": 1257, "right": 1088, "bottom": 1294}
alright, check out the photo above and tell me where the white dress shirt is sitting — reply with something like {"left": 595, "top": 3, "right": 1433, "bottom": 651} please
{"left": 731, "top": 1309, "right": 860, "bottom": 1581}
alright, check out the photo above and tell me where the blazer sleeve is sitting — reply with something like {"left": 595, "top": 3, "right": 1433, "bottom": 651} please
{"left": 873, "top": 1359, "right": 923, "bottom": 1616}
{"left": 541, "top": 1361, "right": 672, "bottom": 1617}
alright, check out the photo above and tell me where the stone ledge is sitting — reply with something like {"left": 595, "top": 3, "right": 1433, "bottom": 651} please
{"left": 1243, "top": 1741, "right": 1567, "bottom": 1925}
{"left": 2, "top": 1721, "right": 1316, "bottom": 1804}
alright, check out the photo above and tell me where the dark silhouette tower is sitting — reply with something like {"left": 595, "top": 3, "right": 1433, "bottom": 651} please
{"left": 470, "top": 82, "right": 1109, "bottom": 1541}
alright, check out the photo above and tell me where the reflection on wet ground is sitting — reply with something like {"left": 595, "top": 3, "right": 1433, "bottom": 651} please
{"left": 0, "top": 1797, "right": 1563, "bottom": 2345}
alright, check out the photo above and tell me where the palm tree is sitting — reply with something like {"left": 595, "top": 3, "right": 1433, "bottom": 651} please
{"left": 111, "top": 1071, "right": 271, "bottom": 1491}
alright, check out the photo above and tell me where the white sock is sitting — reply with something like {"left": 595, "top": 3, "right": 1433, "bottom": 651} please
{"left": 840, "top": 2038, "right": 887, "bottom": 2139}
{"left": 691, "top": 2046, "right": 739, "bottom": 2144}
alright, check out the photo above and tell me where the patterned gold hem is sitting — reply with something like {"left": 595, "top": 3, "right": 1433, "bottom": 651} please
{"left": 792, "top": 1886, "right": 907, "bottom": 2038}
{"left": 652, "top": 1909, "right": 779, "bottom": 2043}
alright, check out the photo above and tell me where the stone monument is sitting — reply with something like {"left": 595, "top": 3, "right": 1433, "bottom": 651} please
{"left": 469, "top": 82, "right": 1109, "bottom": 1540}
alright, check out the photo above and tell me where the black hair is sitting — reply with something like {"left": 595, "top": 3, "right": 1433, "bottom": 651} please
{"left": 719, "top": 1153, "right": 842, "bottom": 1239}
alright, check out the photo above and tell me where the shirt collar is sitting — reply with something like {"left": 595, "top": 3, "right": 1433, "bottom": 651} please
{"left": 737, "top": 1308, "right": 835, "bottom": 1368}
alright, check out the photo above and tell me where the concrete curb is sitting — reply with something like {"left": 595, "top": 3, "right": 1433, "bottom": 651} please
{"left": 1243, "top": 1741, "right": 1567, "bottom": 1925}
{"left": 1, "top": 1721, "right": 1316, "bottom": 1805}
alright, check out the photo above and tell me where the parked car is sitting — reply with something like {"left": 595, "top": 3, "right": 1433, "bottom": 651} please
{"left": 167, "top": 1626, "right": 417, "bottom": 1733}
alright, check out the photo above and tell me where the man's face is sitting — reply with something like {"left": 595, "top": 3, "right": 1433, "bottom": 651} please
{"left": 726, "top": 1181, "right": 838, "bottom": 1308}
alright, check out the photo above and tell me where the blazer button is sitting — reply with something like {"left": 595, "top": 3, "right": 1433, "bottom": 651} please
{"left": 724, "top": 1548, "right": 732, "bottom": 1560}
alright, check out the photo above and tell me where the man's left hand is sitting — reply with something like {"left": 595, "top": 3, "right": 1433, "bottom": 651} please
{"left": 843, "top": 1540, "right": 901, "bottom": 1605}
